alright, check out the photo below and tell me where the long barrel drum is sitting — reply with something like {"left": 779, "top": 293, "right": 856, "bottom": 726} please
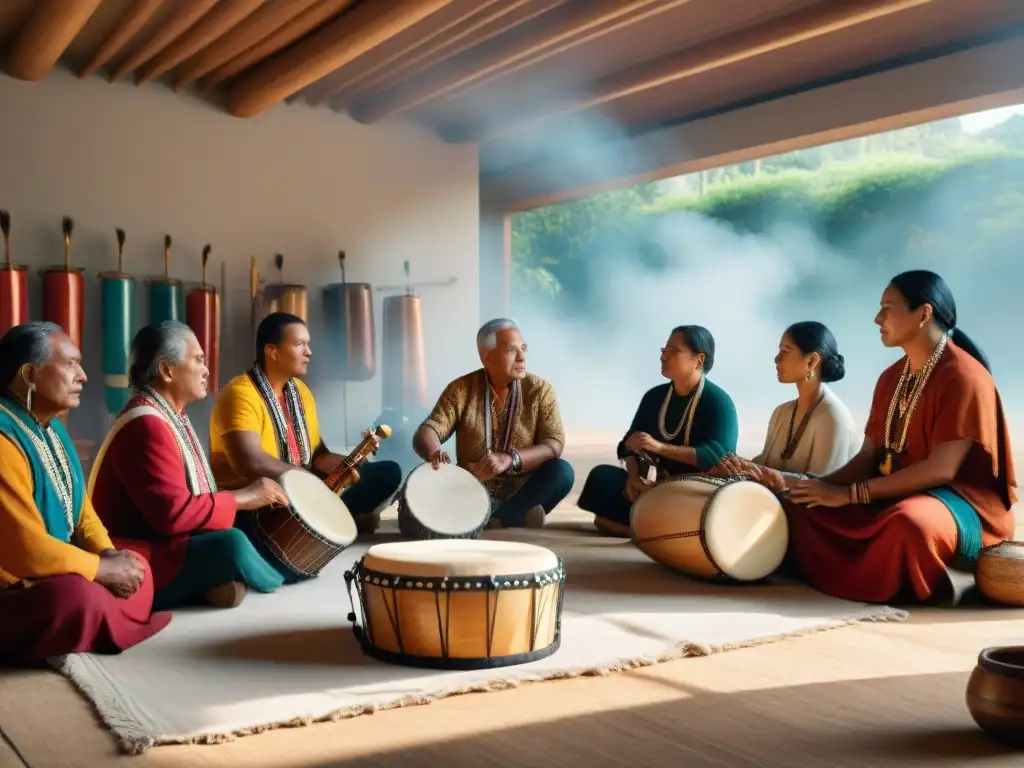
{"left": 42, "top": 217, "right": 85, "bottom": 351}
{"left": 322, "top": 281, "right": 375, "bottom": 381}
{"left": 0, "top": 264, "right": 28, "bottom": 337}
{"left": 381, "top": 293, "right": 428, "bottom": 414}
{"left": 186, "top": 245, "right": 220, "bottom": 393}
{"left": 149, "top": 278, "right": 184, "bottom": 324}
{"left": 99, "top": 270, "right": 135, "bottom": 415}
{"left": 0, "top": 209, "right": 28, "bottom": 336}
{"left": 99, "top": 227, "right": 134, "bottom": 417}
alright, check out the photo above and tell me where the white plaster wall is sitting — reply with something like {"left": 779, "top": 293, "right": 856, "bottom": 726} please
{"left": 0, "top": 68, "right": 480, "bottom": 452}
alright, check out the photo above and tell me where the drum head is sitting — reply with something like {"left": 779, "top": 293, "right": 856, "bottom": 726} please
{"left": 704, "top": 481, "right": 789, "bottom": 581}
{"left": 403, "top": 463, "right": 491, "bottom": 536}
{"left": 364, "top": 539, "right": 558, "bottom": 578}
{"left": 279, "top": 469, "right": 357, "bottom": 545}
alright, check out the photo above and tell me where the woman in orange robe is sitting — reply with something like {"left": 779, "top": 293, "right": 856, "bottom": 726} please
{"left": 773, "top": 270, "right": 1015, "bottom": 604}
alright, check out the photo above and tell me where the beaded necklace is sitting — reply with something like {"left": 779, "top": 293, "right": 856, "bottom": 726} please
{"left": 0, "top": 400, "right": 75, "bottom": 533}
{"left": 879, "top": 334, "right": 947, "bottom": 476}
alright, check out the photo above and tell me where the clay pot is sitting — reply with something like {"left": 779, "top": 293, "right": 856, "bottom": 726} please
{"left": 965, "top": 646, "right": 1024, "bottom": 746}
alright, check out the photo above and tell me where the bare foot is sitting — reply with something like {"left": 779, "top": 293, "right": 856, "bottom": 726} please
{"left": 356, "top": 511, "right": 381, "bottom": 535}
{"left": 593, "top": 516, "right": 631, "bottom": 538}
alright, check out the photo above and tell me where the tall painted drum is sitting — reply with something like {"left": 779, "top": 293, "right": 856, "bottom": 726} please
{"left": 42, "top": 267, "right": 86, "bottom": 351}
{"left": 0, "top": 264, "right": 28, "bottom": 336}
{"left": 186, "top": 286, "right": 220, "bottom": 393}
{"left": 149, "top": 278, "right": 184, "bottom": 324}
{"left": 98, "top": 272, "right": 136, "bottom": 417}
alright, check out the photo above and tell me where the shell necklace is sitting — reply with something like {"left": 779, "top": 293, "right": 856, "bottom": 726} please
{"left": 658, "top": 376, "right": 705, "bottom": 443}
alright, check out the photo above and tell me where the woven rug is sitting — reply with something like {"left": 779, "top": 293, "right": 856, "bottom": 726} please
{"left": 52, "top": 521, "right": 906, "bottom": 754}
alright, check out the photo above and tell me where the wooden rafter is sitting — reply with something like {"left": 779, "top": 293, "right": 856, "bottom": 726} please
{"left": 472, "top": 0, "right": 934, "bottom": 144}
{"left": 109, "top": 0, "right": 217, "bottom": 83}
{"left": 304, "top": 0, "right": 507, "bottom": 106}
{"left": 225, "top": 0, "right": 458, "bottom": 118}
{"left": 136, "top": 0, "right": 265, "bottom": 86}
{"left": 324, "top": 0, "right": 570, "bottom": 109}
{"left": 172, "top": 0, "right": 322, "bottom": 90}
{"left": 78, "top": 0, "right": 168, "bottom": 79}
{"left": 197, "top": 0, "right": 357, "bottom": 91}
{"left": 7, "top": 0, "right": 103, "bottom": 81}
{"left": 348, "top": 0, "right": 691, "bottom": 124}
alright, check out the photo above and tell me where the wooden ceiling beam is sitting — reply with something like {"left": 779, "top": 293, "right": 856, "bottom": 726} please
{"left": 136, "top": 0, "right": 265, "bottom": 86}
{"left": 348, "top": 0, "right": 689, "bottom": 124}
{"left": 304, "top": 0, "right": 508, "bottom": 106}
{"left": 197, "top": 0, "right": 356, "bottom": 91}
{"left": 172, "top": 0, "right": 321, "bottom": 90}
{"left": 472, "top": 0, "right": 934, "bottom": 144}
{"left": 225, "top": 0, "right": 458, "bottom": 118}
{"left": 109, "top": 0, "right": 217, "bottom": 83}
{"left": 7, "top": 0, "right": 103, "bottom": 81}
{"left": 78, "top": 0, "right": 168, "bottom": 79}
{"left": 324, "top": 0, "right": 569, "bottom": 109}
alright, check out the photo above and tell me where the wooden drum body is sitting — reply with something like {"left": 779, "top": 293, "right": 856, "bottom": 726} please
{"left": 345, "top": 540, "right": 565, "bottom": 669}
{"left": 631, "top": 474, "right": 789, "bottom": 583}
{"left": 397, "top": 462, "right": 492, "bottom": 540}
{"left": 254, "top": 468, "right": 357, "bottom": 579}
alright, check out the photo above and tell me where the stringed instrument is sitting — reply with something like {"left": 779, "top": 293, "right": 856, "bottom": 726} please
{"left": 324, "top": 424, "right": 392, "bottom": 493}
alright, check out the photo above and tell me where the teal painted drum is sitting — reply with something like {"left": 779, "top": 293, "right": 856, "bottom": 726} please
{"left": 99, "top": 273, "right": 135, "bottom": 417}
{"left": 149, "top": 279, "right": 184, "bottom": 324}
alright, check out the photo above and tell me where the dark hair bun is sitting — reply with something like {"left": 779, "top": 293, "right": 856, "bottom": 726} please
{"left": 820, "top": 351, "right": 845, "bottom": 383}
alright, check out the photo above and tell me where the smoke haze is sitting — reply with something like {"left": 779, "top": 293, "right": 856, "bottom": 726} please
{"left": 505, "top": 113, "right": 1024, "bottom": 458}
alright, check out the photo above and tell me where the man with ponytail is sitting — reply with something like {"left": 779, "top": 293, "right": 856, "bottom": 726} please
{"left": 784, "top": 271, "right": 1016, "bottom": 605}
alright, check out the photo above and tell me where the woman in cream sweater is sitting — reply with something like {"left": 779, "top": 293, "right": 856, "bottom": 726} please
{"left": 716, "top": 321, "right": 860, "bottom": 485}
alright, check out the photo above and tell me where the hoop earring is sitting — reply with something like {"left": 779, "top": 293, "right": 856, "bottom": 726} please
{"left": 26, "top": 384, "right": 35, "bottom": 413}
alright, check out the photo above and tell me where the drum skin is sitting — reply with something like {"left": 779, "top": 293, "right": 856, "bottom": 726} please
{"left": 255, "top": 468, "right": 358, "bottom": 578}
{"left": 347, "top": 540, "right": 565, "bottom": 669}
{"left": 98, "top": 273, "right": 136, "bottom": 417}
{"left": 397, "top": 463, "right": 492, "bottom": 540}
{"left": 322, "top": 282, "right": 375, "bottom": 381}
{"left": 631, "top": 474, "right": 789, "bottom": 582}
{"left": 149, "top": 279, "right": 184, "bottom": 324}
{"left": 42, "top": 268, "right": 85, "bottom": 351}
{"left": 186, "top": 287, "right": 219, "bottom": 394}
{"left": 0, "top": 265, "right": 28, "bottom": 336}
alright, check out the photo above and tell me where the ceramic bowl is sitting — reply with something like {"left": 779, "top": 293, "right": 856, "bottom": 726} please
{"left": 965, "top": 646, "right": 1024, "bottom": 746}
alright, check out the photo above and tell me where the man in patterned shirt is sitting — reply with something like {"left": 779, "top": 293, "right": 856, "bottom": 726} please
{"left": 413, "top": 318, "right": 575, "bottom": 528}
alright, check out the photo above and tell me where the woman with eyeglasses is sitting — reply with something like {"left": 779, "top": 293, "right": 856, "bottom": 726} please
{"left": 577, "top": 325, "right": 739, "bottom": 536}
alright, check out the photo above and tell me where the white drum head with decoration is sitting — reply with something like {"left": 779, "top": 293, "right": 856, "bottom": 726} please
{"left": 364, "top": 538, "right": 558, "bottom": 578}
{"left": 279, "top": 468, "right": 357, "bottom": 545}
{"left": 403, "top": 463, "right": 491, "bottom": 536}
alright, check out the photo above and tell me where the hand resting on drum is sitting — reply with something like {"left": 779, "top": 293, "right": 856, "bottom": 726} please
{"left": 231, "top": 477, "right": 290, "bottom": 510}
{"left": 710, "top": 454, "right": 788, "bottom": 493}
{"left": 427, "top": 449, "right": 451, "bottom": 469}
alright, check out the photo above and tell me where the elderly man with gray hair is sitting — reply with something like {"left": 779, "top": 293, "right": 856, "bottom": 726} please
{"left": 90, "top": 321, "right": 288, "bottom": 611}
{"left": 413, "top": 318, "right": 574, "bottom": 528}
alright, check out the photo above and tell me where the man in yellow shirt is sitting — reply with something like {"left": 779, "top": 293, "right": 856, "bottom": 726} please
{"left": 210, "top": 313, "right": 402, "bottom": 581}
{"left": 0, "top": 322, "right": 170, "bottom": 662}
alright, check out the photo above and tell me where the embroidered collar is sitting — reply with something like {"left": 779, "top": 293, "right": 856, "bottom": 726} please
{"left": 246, "top": 363, "right": 311, "bottom": 467}
{"left": 134, "top": 388, "right": 217, "bottom": 495}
